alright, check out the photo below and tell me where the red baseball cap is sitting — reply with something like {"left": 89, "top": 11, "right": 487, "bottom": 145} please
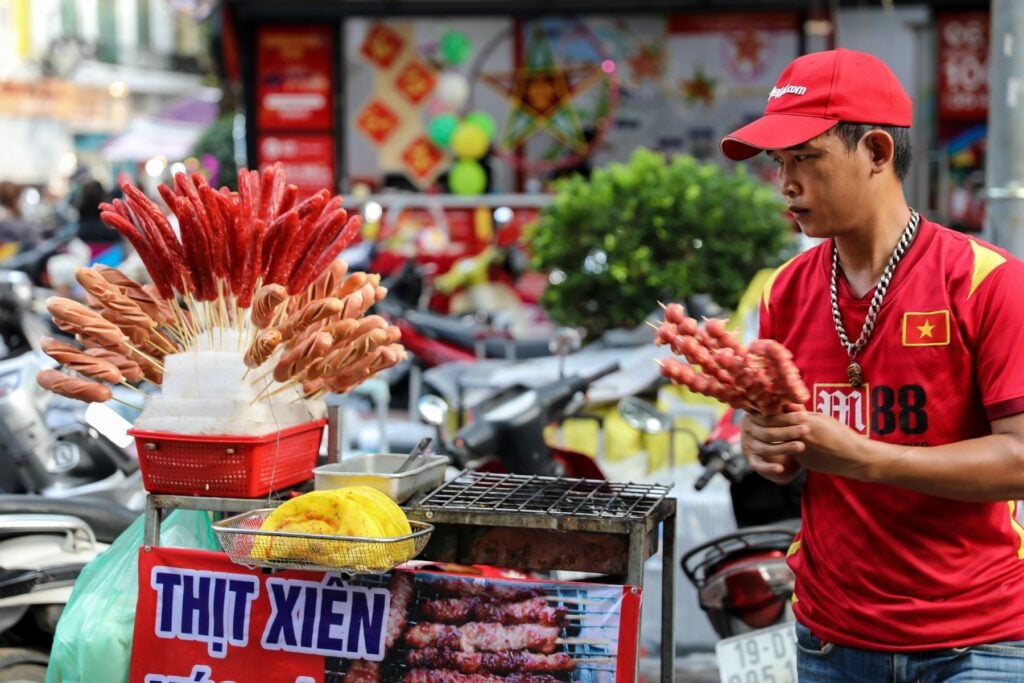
{"left": 720, "top": 48, "right": 912, "bottom": 160}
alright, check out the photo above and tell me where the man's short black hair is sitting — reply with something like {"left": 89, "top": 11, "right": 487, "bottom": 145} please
{"left": 831, "top": 123, "right": 912, "bottom": 182}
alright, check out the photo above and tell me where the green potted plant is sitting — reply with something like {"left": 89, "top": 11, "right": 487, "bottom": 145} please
{"left": 528, "top": 148, "right": 794, "bottom": 338}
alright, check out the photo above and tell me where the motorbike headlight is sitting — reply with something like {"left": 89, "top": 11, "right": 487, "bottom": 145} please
{"left": 0, "top": 369, "right": 21, "bottom": 396}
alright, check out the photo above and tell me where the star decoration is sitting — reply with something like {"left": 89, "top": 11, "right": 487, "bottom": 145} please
{"left": 730, "top": 29, "right": 766, "bottom": 67}
{"left": 681, "top": 66, "right": 717, "bottom": 106}
{"left": 916, "top": 320, "right": 935, "bottom": 338}
{"left": 627, "top": 44, "right": 663, "bottom": 82}
{"left": 479, "top": 25, "right": 605, "bottom": 154}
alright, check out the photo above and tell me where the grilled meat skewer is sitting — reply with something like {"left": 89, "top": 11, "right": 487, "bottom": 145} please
{"left": 403, "top": 623, "right": 560, "bottom": 654}
{"left": 405, "top": 648, "right": 576, "bottom": 674}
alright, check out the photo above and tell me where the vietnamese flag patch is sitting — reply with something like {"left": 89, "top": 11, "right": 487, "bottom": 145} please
{"left": 902, "top": 310, "right": 951, "bottom": 346}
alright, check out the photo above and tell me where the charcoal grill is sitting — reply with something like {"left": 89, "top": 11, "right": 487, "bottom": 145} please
{"left": 404, "top": 470, "right": 677, "bottom": 683}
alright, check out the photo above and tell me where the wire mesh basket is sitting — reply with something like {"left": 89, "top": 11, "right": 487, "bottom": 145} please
{"left": 212, "top": 508, "right": 433, "bottom": 574}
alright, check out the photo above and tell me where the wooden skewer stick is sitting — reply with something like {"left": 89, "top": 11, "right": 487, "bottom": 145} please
{"left": 556, "top": 637, "right": 613, "bottom": 646}
{"left": 109, "top": 396, "right": 143, "bottom": 411}
{"left": 249, "top": 380, "right": 301, "bottom": 405}
{"left": 118, "top": 381, "right": 148, "bottom": 397}
{"left": 570, "top": 656, "right": 616, "bottom": 663}
{"left": 541, "top": 596, "right": 609, "bottom": 605}
{"left": 150, "top": 333, "right": 178, "bottom": 356}
{"left": 126, "top": 345, "right": 165, "bottom": 371}
{"left": 645, "top": 320, "right": 661, "bottom": 330}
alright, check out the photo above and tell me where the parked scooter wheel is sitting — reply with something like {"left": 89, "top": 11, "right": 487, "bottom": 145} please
{"left": 0, "top": 647, "right": 47, "bottom": 683}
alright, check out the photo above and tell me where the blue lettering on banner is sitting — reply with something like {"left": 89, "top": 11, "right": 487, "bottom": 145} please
{"left": 143, "top": 664, "right": 234, "bottom": 683}
{"left": 151, "top": 567, "right": 259, "bottom": 658}
{"left": 261, "top": 574, "right": 390, "bottom": 661}
{"left": 144, "top": 667, "right": 315, "bottom": 683}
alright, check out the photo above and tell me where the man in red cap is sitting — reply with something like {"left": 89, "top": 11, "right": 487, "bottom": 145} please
{"left": 726, "top": 48, "right": 1024, "bottom": 680}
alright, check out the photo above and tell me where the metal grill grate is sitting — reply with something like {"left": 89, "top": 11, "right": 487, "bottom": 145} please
{"left": 413, "top": 470, "right": 672, "bottom": 521}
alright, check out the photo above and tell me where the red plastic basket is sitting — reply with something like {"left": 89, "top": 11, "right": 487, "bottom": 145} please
{"left": 128, "top": 419, "right": 327, "bottom": 498}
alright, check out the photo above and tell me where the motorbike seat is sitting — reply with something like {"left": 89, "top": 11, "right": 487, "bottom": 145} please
{"left": 0, "top": 494, "right": 139, "bottom": 543}
{"left": 404, "top": 310, "right": 552, "bottom": 359}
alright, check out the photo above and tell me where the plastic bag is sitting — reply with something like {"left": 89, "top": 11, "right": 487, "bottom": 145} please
{"left": 45, "top": 510, "right": 221, "bottom": 683}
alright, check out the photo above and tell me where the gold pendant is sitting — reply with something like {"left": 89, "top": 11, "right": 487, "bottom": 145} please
{"left": 847, "top": 361, "right": 864, "bottom": 388}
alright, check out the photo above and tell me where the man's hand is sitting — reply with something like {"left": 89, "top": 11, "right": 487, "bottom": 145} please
{"left": 743, "top": 408, "right": 875, "bottom": 484}
{"left": 741, "top": 410, "right": 808, "bottom": 484}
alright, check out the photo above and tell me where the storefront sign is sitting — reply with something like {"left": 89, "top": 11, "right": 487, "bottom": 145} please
{"left": 131, "top": 547, "right": 641, "bottom": 682}
{"left": 257, "top": 134, "right": 336, "bottom": 199}
{"left": 937, "top": 12, "right": 989, "bottom": 121}
{"left": 256, "top": 25, "right": 335, "bottom": 131}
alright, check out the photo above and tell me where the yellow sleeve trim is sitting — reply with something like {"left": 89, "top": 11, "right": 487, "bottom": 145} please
{"left": 762, "top": 254, "right": 801, "bottom": 312}
{"left": 1008, "top": 501, "right": 1024, "bottom": 560}
{"left": 786, "top": 538, "right": 801, "bottom": 558}
{"left": 968, "top": 239, "right": 1006, "bottom": 300}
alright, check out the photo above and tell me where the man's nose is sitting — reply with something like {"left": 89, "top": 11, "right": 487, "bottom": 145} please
{"left": 779, "top": 171, "right": 799, "bottom": 198}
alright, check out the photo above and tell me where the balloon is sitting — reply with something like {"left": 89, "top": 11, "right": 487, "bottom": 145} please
{"left": 449, "top": 159, "right": 487, "bottom": 195}
{"left": 427, "top": 113, "right": 459, "bottom": 148}
{"left": 464, "top": 111, "right": 497, "bottom": 142}
{"left": 451, "top": 122, "right": 489, "bottom": 160}
{"left": 437, "top": 72, "right": 469, "bottom": 109}
{"left": 440, "top": 31, "right": 473, "bottom": 66}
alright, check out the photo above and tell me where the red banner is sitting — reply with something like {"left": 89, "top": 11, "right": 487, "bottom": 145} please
{"left": 131, "top": 547, "right": 641, "bottom": 682}
{"left": 937, "top": 12, "right": 989, "bottom": 121}
{"left": 257, "top": 134, "right": 336, "bottom": 199}
{"left": 257, "top": 25, "right": 335, "bottom": 131}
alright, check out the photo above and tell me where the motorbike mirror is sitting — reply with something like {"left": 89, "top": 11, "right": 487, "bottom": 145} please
{"left": 617, "top": 397, "right": 672, "bottom": 435}
{"left": 548, "top": 327, "right": 582, "bottom": 356}
{"left": 417, "top": 394, "right": 449, "bottom": 427}
{"left": 0, "top": 269, "right": 33, "bottom": 307}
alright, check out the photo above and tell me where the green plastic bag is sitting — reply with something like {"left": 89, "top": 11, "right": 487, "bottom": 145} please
{"left": 46, "top": 510, "right": 220, "bottom": 683}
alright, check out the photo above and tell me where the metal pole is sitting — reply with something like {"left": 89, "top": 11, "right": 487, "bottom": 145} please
{"left": 984, "top": 0, "right": 1024, "bottom": 256}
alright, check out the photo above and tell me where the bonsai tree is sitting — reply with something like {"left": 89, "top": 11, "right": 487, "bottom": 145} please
{"left": 528, "top": 148, "right": 794, "bottom": 338}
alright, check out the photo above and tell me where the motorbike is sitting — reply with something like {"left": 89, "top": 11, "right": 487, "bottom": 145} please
{"left": 0, "top": 269, "right": 144, "bottom": 510}
{"left": 0, "top": 268, "right": 144, "bottom": 680}
{"left": 619, "top": 397, "right": 801, "bottom": 682}
{"left": 0, "top": 495, "right": 138, "bottom": 682}
{"left": 417, "top": 356, "right": 619, "bottom": 479}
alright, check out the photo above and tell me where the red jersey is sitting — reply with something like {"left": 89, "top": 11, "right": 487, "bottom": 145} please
{"left": 760, "top": 217, "right": 1024, "bottom": 650}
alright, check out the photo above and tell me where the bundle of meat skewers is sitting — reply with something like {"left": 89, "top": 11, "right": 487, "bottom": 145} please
{"left": 337, "top": 577, "right": 612, "bottom": 683}
{"left": 653, "top": 302, "right": 809, "bottom": 416}
{"left": 35, "top": 165, "right": 405, "bottom": 409}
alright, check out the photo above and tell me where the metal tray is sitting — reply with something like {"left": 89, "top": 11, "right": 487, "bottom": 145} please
{"left": 312, "top": 453, "right": 448, "bottom": 503}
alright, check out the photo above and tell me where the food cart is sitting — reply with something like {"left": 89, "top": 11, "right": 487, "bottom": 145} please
{"left": 35, "top": 165, "right": 678, "bottom": 682}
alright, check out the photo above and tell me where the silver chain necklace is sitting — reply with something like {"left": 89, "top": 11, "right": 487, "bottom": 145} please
{"left": 830, "top": 208, "right": 920, "bottom": 387}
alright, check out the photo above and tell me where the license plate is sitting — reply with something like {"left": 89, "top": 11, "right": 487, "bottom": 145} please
{"left": 715, "top": 622, "right": 797, "bottom": 683}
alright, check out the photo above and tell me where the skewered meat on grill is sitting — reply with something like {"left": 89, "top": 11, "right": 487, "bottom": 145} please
{"left": 403, "top": 623, "right": 560, "bottom": 654}
{"left": 341, "top": 572, "right": 415, "bottom": 683}
{"left": 406, "top": 648, "right": 576, "bottom": 674}
{"left": 385, "top": 573, "right": 414, "bottom": 650}
{"left": 419, "top": 597, "right": 568, "bottom": 627}
{"left": 341, "top": 660, "right": 378, "bottom": 683}
{"left": 403, "top": 670, "right": 563, "bottom": 683}
{"left": 430, "top": 579, "right": 542, "bottom": 603}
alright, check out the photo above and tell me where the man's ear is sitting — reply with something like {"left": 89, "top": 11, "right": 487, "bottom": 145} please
{"left": 862, "top": 129, "right": 895, "bottom": 175}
